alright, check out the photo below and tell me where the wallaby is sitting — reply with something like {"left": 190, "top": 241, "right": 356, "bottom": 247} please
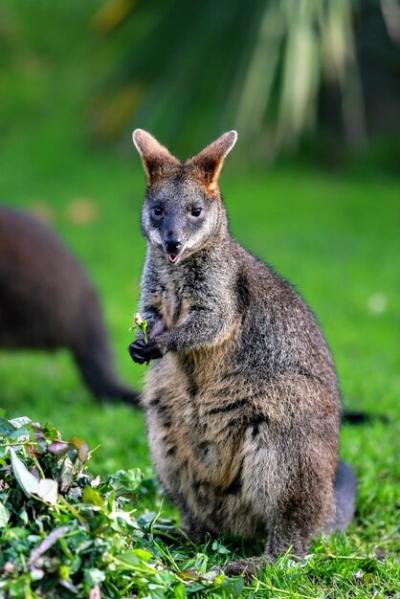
{"left": 0, "top": 206, "right": 138, "bottom": 406}
{"left": 128, "top": 130, "right": 356, "bottom": 575}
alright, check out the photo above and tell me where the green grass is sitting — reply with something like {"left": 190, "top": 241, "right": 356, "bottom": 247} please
{"left": 1, "top": 2, "right": 399, "bottom": 593}
{"left": 1, "top": 144, "right": 399, "bottom": 596}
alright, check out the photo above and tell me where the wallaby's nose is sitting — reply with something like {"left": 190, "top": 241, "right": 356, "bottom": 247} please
{"left": 165, "top": 239, "right": 182, "bottom": 254}
{"left": 164, "top": 237, "right": 182, "bottom": 263}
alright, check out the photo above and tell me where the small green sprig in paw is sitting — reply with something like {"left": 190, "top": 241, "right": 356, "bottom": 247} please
{"left": 129, "top": 312, "right": 148, "bottom": 343}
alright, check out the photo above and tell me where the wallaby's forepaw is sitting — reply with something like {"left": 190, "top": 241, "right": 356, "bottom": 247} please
{"left": 128, "top": 338, "right": 164, "bottom": 364}
{"left": 224, "top": 556, "right": 270, "bottom": 578}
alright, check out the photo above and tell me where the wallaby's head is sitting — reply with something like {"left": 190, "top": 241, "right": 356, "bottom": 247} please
{"left": 132, "top": 129, "right": 237, "bottom": 264}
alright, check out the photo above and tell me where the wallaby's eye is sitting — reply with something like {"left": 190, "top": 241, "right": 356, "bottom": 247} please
{"left": 191, "top": 206, "right": 202, "bottom": 217}
{"left": 153, "top": 206, "right": 163, "bottom": 217}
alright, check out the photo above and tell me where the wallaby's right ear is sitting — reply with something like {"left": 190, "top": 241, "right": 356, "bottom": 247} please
{"left": 132, "top": 129, "right": 179, "bottom": 185}
{"left": 187, "top": 131, "right": 238, "bottom": 193}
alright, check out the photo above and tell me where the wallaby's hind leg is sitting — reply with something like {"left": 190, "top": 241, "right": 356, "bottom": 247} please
{"left": 224, "top": 556, "right": 267, "bottom": 577}
{"left": 225, "top": 422, "right": 338, "bottom": 577}
{"left": 225, "top": 461, "right": 357, "bottom": 577}
{"left": 333, "top": 461, "right": 356, "bottom": 531}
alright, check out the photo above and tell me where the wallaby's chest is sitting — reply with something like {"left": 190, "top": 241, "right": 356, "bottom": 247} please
{"left": 143, "top": 354, "right": 244, "bottom": 484}
{"left": 158, "top": 278, "right": 191, "bottom": 329}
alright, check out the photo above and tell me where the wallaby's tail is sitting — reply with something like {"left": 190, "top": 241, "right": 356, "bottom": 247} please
{"left": 334, "top": 461, "right": 357, "bottom": 531}
{"left": 72, "top": 294, "right": 140, "bottom": 407}
{"left": 342, "top": 410, "right": 389, "bottom": 425}
{"left": 74, "top": 350, "right": 140, "bottom": 406}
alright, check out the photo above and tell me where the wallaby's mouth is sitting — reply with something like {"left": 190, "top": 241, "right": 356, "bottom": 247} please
{"left": 167, "top": 253, "right": 179, "bottom": 264}
{"left": 164, "top": 240, "right": 183, "bottom": 264}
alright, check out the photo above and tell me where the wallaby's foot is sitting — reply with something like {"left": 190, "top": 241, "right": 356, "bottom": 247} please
{"left": 224, "top": 556, "right": 270, "bottom": 577}
{"left": 128, "top": 338, "right": 164, "bottom": 364}
{"left": 180, "top": 514, "right": 210, "bottom": 544}
{"left": 182, "top": 526, "right": 210, "bottom": 545}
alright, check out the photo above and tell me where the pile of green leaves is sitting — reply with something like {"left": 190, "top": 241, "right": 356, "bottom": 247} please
{"left": 0, "top": 417, "right": 242, "bottom": 598}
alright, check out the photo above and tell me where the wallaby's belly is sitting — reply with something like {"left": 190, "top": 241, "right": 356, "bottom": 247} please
{"left": 143, "top": 350, "right": 339, "bottom": 540}
{"left": 142, "top": 353, "right": 268, "bottom": 538}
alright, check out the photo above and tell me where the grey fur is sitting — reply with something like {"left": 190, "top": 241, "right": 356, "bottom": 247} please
{"left": 129, "top": 130, "right": 356, "bottom": 575}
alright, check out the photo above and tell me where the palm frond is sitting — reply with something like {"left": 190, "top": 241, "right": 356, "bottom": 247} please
{"left": 90, "top": 0, "right": 394, "bottom": 158}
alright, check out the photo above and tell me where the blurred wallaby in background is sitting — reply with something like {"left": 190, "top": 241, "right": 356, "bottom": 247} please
{"left": 0, "top": 206, "right": 138, "bottom": 406}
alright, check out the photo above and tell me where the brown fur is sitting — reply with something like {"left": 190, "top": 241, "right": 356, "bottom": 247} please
{"left": 129, "top": 130, "right": 356, "bottom": 575}
{"left": 0, "top": 206, "right": 138, "bottom": 405}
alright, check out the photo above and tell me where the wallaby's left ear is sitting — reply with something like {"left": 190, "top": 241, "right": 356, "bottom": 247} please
{"left": 187, "top": 131, "right": 238, "bottom": 192}
{"left": 132, "top": 129, "right": 179, "bottom": 185}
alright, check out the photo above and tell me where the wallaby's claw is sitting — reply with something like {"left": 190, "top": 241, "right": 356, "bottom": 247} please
{"left": 128, "top": 338, "right": 163, "bottom": 364}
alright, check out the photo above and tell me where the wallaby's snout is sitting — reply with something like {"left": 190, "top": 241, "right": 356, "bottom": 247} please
{"left": 164, "top": 234, "right": 182, "bottom": 263}
{"left": 154, "top": 204, "right": 186, "bottom": 264}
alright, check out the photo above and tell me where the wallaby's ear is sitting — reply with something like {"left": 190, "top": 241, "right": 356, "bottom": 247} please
{"left": 132, "top": 129, "right": 179, "bottom": 185}
{"left": 187, "top": 131, "right": 238, "bottom": 192}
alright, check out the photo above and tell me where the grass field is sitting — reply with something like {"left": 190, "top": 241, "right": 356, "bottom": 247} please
{"left": 1, "top": 1, "right": 399, "bottom": 595}
{"left": 1, "top": 133, "right": 399, "bottom": 595}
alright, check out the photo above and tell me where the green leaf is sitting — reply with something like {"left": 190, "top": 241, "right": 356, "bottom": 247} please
{"left": 211, "top": 540, "right": 231, "bottom": 555}
{"left": 82, "top": 486, "right": 104, "bottom": 507}
{"left": 43, "top": 422, "right": 61, "bottom": 441}
{"left": 0, "top": 417, "right": 17, "bottom": 436}
{"left": 8, "top": 416, "right": 32, "bottom": 429}
{"left": 132, "top": 548, "right": 153, "bottom": 562}
{"left": 84, "top": 568, "right": 106, "bottom": 586}
{"left": 173, "top": 582, "right": 186, "bottom": 599}
{"left": 117, "top": 552, "right": 140, "bottom": 567}
{"left": 219, "top": 577, "right": 244, "bottom": 596}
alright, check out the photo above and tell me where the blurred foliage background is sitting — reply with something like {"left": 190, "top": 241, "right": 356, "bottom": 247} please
{"left": 1, "top": 0, "right": 399, "bottom": 169}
